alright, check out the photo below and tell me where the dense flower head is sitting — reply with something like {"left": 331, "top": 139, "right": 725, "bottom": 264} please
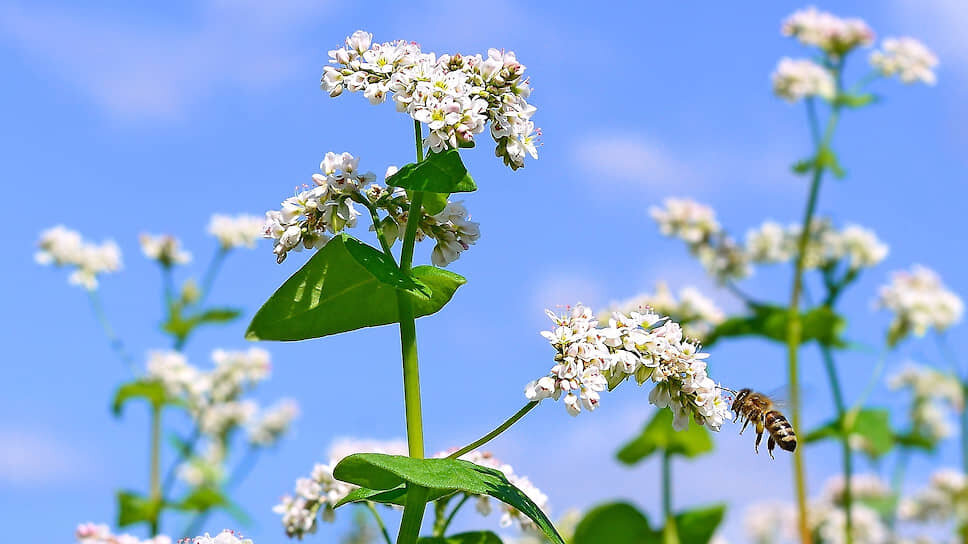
{"left": 650, "top": 198, "right": 750, "bottom": 283}
{"left": 746, "top": 219, "right": 888, "bottom": 271}
{"left": 263, "top": 152, "right": 480, "bottom": 266}
{"left": 140, "top": 233, "right": 192, "bottom": 266}
{"left": 525, "top": 304, "right": 730, "bottom": 430}
{"left": 182, "top": 531, "right": 253, "bottom": 544}
{"left": 273, "top": 438, "right": 407, "bottom": 538}
{"left": 876, "top": 265, "right": 964, "bottom": 343}
{"left": 898, "top": 468, "right": 968, "bottom": 523}
{"left": 820, "top": 474, "right": 890, "bottom": 507}
{"left": 888, "top": 362, "right": 963, "bottom": 440}
{"left": 772, "top": 58, "right": 836, "bottom": 102}
{"left": 208, "top": 214, "right": 265, "bottom": 250}
{"left": 434, "top": 449, "right": 550, "bottom": 531}
{"left": 870, "top": 37, "right": 938, "bottom": 85}
{"left": 36, "top": 225, "right": 122, "bottom": 290}
{"left": 321, "top": 31, "right": 540, "bottom": 170}
{"left": 781, "top": 7, "right": 874, "bottom": 56}
{"left": 75, "top": 523, "right": 172, "bottom": 544}
{"left": 600, "top": 282, "right": 725, "bottom": 341}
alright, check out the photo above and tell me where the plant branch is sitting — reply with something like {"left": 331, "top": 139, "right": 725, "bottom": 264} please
{"left": 820, "top": 345, "right": 853, "bottom": 544}
{"left": 367, "top": 502, "right": 394, "bottom": 544}
{"left": 448, "top": 402, "right": 539, "bottom": 459}
{"left": 86, "top": 289, "right": 136, "bottom": 373}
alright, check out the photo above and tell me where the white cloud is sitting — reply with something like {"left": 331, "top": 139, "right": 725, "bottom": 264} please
{"left": 0, "top": 428, "right": 94, "bottom": 485}
{"left": 0, "top": 1, "right": 329, "bottom": 119}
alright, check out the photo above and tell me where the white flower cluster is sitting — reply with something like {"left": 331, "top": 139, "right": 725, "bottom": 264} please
{"left": 248, "top": 398, "right": 300, "bottom": 446}
{"left": 781, "top": 7, "right": 874, "bottom": 57}
{"left": 899, "top": 469, "right": 968, "bottom": 523}
{"left": 772, "top": 58, "right": 836, "bottom": 102}
{"left": 525, "top": 304, "right": 730, "bottom": 430}
{"left": 183, "top": 531, "right": 253, "bottom": 544}
{"left": 36, "top": 225, "right": 122, "bottom": 290}
{"left": 208, "top": 214, "right": 265, "bottom": 250}
{"left": 75, "top": 523, "right": 171, "bottom": 544}
{"left": 321, "top": 31, "right": 540, "bottom": 169}
{"left": 650, "top": 198, "right": 750, "bottom": 282}
{"left": 503, "top": 509, "right": 582, "bottom": 544}
{"left": 601, "top": 282, "right": 725, "bottom": 341}
{"left": 746, "top": 220, "right": 888, "bottom": 271}
{"left": 273, "top": 438, "right": 407, "bottom": 538}
{"left": 140, "top": 234, "right": 192, "bottom": 266}
{"left": 745, "top": 475, "right": 892, "bottom": 544}
{"left": 876, "top": 265, "right": 964, "bottom": 343}
{"left": 870, "top": 37, "right": 939, "bottom": 86}
{"left": 435, "top": 449, "right": 549, "bottom": 531}
{"left": 888, "top": 363, "right": 963, "bottom": 441}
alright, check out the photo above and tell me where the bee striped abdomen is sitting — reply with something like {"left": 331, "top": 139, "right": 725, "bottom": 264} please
{"left": 765, "top": 410, "right": 797, "bottom": 452}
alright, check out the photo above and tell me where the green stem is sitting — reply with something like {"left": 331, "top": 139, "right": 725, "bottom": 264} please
{"left": 86, "top": 290, "right": 136, "bottom": 373}
{"left": 197, "top": 246, "right": 228, "bottom": 307}
{"left": 440, "top": 495, "right": 470, "bottom": 536}
{"left": 366, "top": 502, "right": 394, "bottom": 544}
{"left": 661, "top": 451, "right": 679, "bottom": 544}
{"left": 888, "top": 447, "right": 910, "bottom": 530}
{"left": 182, "top": 446, "right": 261, "bottom": 537}
{"left": 396, "top": 120, "right": 429, "bottom": 544}
{"left": 820, "top": 346, "right": 853, "bottom": 544}
{"left": 786, "top": 61, "right": 844, "bottom": 544}
{"left": 161, "top": 427, "right": 201, "bottom": 498}
{"left": 448, "top": 402, "right": 539, "bottom": 459}
{"left": 367, "top": 202, "right": 397, "bottom": 260}
{"left": 149, "top": 404, "right": 162, "bottom": 536}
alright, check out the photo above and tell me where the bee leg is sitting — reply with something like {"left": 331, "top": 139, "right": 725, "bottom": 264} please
{"left": 754, "top": 421, "right": 765, "bottom": 453}
{"left": 739, "top": 417, "right": 751, "bottom": 435}
{"left": 768, "top": 436, "right": 776, "bottom": 460}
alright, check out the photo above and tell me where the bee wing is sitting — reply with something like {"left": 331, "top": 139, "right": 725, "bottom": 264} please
{"left": 763, "top": 384, "right": 815, "bottom": 410}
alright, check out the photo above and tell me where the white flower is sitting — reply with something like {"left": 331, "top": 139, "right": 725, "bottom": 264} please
{"left": 36, "top": 226, "right": 122, "bottom": 290}
{"left": 888, "top": 362, "right": 962, "bottom": 440}
{"left": 140, "top": 233, "right": 191, "bottom": 266}
{"left": 899, "top": 468, "right": 968, "bottom": 523}
{"left": 320, "top": 31, "right": 540, "bottom": 170}
{"left": 821, "top": 474, "right": 890, "bottom": 506}
{"left": 189, "top": 530, "right": 253, "bottom": 544}
{"left": 781, "top": 7, "right": 874, "bottom": 56}
{"left": 877, "top": 265, "right": 963, "bottom": 343}
{"left": 208, "top": 214, "right": 265, "bottom": 249}
{"left": 274, "top": 438, "right": 407, "bottom": 537}
{"left": 74, "top": 523, "right": 174, "bottom": 544}
{"left": 527, "top": 304, "right": 728, "bottom": 430}
{"left": 248, "top": 399, "right": 299, "bottom": 446}
{"left": 746, "top": 220, "right": 887, "bottom": 272}
{"left": 870, "top": 37, "right": 938, "bottom": 85}
{"left": 600, "top": 282, "right": 725, "bottom": 342}
{"left": 772, "top": 58, "right": 836, "bottom": 103}
{"left": 743, "top": 502, "right": 796, "bottom": 544}
{"left": 650, "top": 199, "right": 750, "bottom": 283}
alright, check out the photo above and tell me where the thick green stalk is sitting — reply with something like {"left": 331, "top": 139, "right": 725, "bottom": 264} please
{"left": 396, "top": 120, "right": 429, "bottom": 544}
{"left": 661, "top": 452, "right": 679, "bottom": 544}
{"left": 786, "top": 66, "right": 843, "bottom": 544}
{"left": 149, "top": 405, "right": 162, "bottom": 536}
{"left": 820, "top": 345, "right": 853, "bottom": 544}
{"left": 448, "top": 402, "right": 539, "bottom": 459}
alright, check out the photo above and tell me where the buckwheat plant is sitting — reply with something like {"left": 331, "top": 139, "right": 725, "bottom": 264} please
{"left": 37, "top": 216, "right": 297, "bottom": 541}
{"left": 638, "top": 6, "right": 939, "bottom": 544}
{"left": 248, "top": 30, "right": 732, "bottom": 544}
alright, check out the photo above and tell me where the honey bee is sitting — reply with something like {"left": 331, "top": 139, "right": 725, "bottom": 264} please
{"left": 727, "top": 388, "right": 797, "bottom": 459}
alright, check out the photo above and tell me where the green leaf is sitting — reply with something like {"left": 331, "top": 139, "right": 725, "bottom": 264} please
{"left": 112, "top": 380, "right": 172, "bottom": 416}
{"left": 420, "top": 191, "right": 450, "bottom": 216}
{"left": 835, "top": 93, "right": 877, "bottom": 109}
{"left": 791, "top": 159, "right": 814, "bottom": 175}
{"left": 117, "top": 491, "right": 161, "bottom": 527}
{"left": 617, "top": 409, "right": 713, "bottom": 465}
{"left": 805, "top": 408, "right": 895, "bottom": 458}
{"left": 162, "top": 306, "right": 242, "bottom": 339}
{"left": 246, "top": 235, "right": 465, "bottom": 341}
{"left": 418, "top": 532, "right": 503, "bottom": 544}
{"left": 335, "top": 484, "right": 456, "bottom": 508}
{"left": 894, "top": 430, "right": 937, "bottom": 451}
{"left": 572, "top": 502, "right": 657, "bottom": 544}
{"left": 175, "top": 487, "right": 252, "bottom": 525}
{"left": 675, "top": 504, "right": 726, "bottom": 544}
{"left": 816, "top": 147, "right": 846, "bottom": 179}
{"left": 387, "top": 150, "right": 477, "bottom": 194}
{"left": 705, "top": 305, "right": 846, "bottom": 348}
{"left": 333, "top": 454, "right": 563, "bottom": 544}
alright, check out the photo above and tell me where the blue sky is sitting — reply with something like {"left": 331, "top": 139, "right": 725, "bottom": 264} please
{"left": 2, "top": 1, "right": 968, "bottom": 542}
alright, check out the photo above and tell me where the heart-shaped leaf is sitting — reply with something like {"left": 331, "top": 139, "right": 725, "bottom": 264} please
{"left": 247, "top": 234, "right": 465, "bottom": 341}
{"left": 417, "top": 531, "right": 503, "bottom": 544}
{"left": 676, "top": 504, "right": 726, "bottom": 544}
{"left": 572, "top": 502, "right": 657, "bottom": 544}
{"left": 617, "top": 409, "right": 713, "bottom": 465}
{"left": 112, "top": 380, "right": 178, "bottom": 416}
{"left": 387, "top": 150, "right": 477, "bottom": 194}
{"left": 335, "top": 485, "right": 456, "bottom": 508}
{"left": 333, "top": 454, "right": 563, "bottom": 544}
